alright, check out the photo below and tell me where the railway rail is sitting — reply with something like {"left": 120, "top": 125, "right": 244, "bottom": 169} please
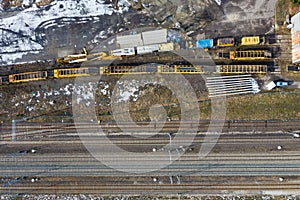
{"left": 1, "top": 128, "right": 300, "bottom": 195}
{"left": 1, "top": 119, "right": 300, "bottom": 141}
{"left": 2, "top": 149, "right": 300, "bottom": 194}
{"left": 3, "top": 183, "right": 300, "bottom": 195}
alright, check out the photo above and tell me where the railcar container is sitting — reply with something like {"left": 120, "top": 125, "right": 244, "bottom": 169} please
{"left": 241, "top": 36, "right": 265, "bottom": 45}
{"left": 196, "top": 39, "right": 214, "bottom": 49}
{"left": 217, "top": 38, "right": 235, "bottom": 47}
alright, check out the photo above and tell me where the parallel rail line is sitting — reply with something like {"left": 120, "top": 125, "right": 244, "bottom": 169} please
{"left": 2, "top": 183, "right": 300, "bottom": 194}
{"left": 1, "top": 120, "right": 300, "bottom": 140}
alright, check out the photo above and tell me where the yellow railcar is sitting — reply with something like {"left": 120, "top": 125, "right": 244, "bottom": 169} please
{"left": 217, "top": 65, "right": 267, "bottom": 74}
{"left": 100, "top": 65, "right": 204, "bottom": 75}
{"left": 9, "top": 71, "right": 47, "bottom": 83}
{"left": 173, "top": 65, "right": 203, "bottom": 74}
{"left": 100, "top": 65, "right": 157, "bottom": 75}
{"left": 53, "top": 68, "right": 90, "bottom": 78}
{"left": 241, "top": 36, "right": 265, "bottom": 45}
{"left": 230, "top": 50, "right": 271, "bottom": 60}
{"left": 158, "top": 65, "right": 203, "bottom": 74}
{"left": 217, "top": 38, "right": 235, "bottom": 47}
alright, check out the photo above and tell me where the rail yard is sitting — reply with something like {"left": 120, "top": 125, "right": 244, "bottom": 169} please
{"left": 1, "top": 0, "right": 300, "bottom": 198}
{"left": 0, "top": 36, "right": 288, "bottom": 85}
{"left": 2, "top": 127, "right": 300, "bottom": 196}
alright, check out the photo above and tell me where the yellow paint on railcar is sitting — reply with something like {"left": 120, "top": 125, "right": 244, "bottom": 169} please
{"left": 53, "top": 68, "right": 90, "bottom": 78}
{"left": 230, "top": 50, "right": 271, "bottom": 60}
{"left": 9, "top": 71, "right": 47, "bottom": 83}
{"left": 217, "top": 65, "right": 267, "bottom": 74}
{"left": 100, "top": 65, "right": 204, "bottom": 75}
{"left": 101, "top": 66, "right": 156, "bottom": 75}
{"left": 173, "top": 65, "right": 204, "bottom": 74}
{"left": 217, "top": 38, "right": 235, "bottom": 47}
{"left": 158, "top": 65, "right": 204, "bottom": 74}
{"left": 241, "top": 36, "right": 265, "bottom": 45}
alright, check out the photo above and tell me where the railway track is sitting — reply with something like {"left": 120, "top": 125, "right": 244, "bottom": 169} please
{"left": 1, "top": 133, "right": 300, "bottom": 195}
{"left": 1, "top": 120, "right": 300, "bottom": 141}
{"left": 3, "top": 183, "right": 300, "bottom": 195}
{"left": 1, "top": 136, "right": 300, "bottom": 176}
{"left": 1, "top": 118, "right": 300, "bottom": 195}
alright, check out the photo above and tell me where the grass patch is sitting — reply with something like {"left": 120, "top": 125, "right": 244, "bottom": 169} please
{"left": 275, "top": 0, "right": 291, "bottom": 34}
{"left": 282, "top": 71, "right": 300, "bottom": 81}
{"left": 125, "top": 92, "right": 300, "bottom": 122}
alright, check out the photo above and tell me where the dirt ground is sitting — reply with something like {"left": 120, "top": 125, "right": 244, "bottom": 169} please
{"left": 1, "top": 73, "right": 300, "bottom": 123}
{"left": 1, "top": 0, "right": 299, "bottom": 123}
{"left": 197, "top": 0, "right": 277, "bottom": 38}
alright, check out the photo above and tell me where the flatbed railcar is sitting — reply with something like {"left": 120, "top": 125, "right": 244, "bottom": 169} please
{"left": 53, "top": 68, "right": 97, "bottom": 78}
{"left": 172, "top": 65, "right": 203, "bottom": 74}
{"left": 216, "top": 65, "right": 267, "bottom": 74}
{"left": 100, "top": 65, "right": 157, "bottom": 75}
{"left": 99, "top": 64, "right": 204, "bottom": 75}
{"left": 9, "top": 71, "right": 48, "bottom": 83}
{"left": 229, "top": 50, "right": 272, "bottom": 60}
{"left": 157, "top": 65, "right": 203, "bottom": 74}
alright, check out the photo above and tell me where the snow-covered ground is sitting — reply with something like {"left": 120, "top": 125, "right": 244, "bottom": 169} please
{"left": 12, "top": 82, "right": 101, "bottom": 112}
{"left": 0, "top": 0, "right": 130, "bottom": 64}
{"left": 0, "top": 0, "right": 222, "bottom": 65}
{"left": 215, "top": 0, "right": 222, "bottom": 6}
{"left": 8, "top": 78, "right": 162, "bottom": 114}
{"left": 0, "top": 0, "right": 129, "bottom": 38}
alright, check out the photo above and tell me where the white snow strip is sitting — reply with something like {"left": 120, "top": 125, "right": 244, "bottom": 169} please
{"left": 215, "top": 0, "right": 222, "bottom": 6}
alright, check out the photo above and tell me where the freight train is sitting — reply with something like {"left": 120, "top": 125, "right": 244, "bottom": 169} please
{"left": 57, "top": 35, "right": 268, "bottom": 63}
{"left": 0, "top": 29, "right": 274, "bottom": 85}
{"left": 0, "top": 63, "right": 269, "bottom": 85}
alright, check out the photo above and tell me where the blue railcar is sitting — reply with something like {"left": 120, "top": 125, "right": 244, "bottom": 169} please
{"left": 196, "top": 39, "right": 214, "bottom": 49}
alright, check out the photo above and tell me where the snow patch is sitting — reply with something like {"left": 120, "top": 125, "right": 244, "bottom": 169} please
{"left": 0, "top": 0, "right": 129, "bottom": 37}
{"left": 0, "top": 51, "right": 40, "bottom": 65}
{"left": 113, "top": 80, "right": 157, "bottom": 102}
{"left": 100, "top": 84, "right": 110, "bottom": 95}
{"left": 215, "top": 0, "right": 222, "bottom": 6}
{"left": 26, "top": 106, "right": 34, "bottom": 112}
{"left": 0, "top": 0, "right": 130, "bottom": 64}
